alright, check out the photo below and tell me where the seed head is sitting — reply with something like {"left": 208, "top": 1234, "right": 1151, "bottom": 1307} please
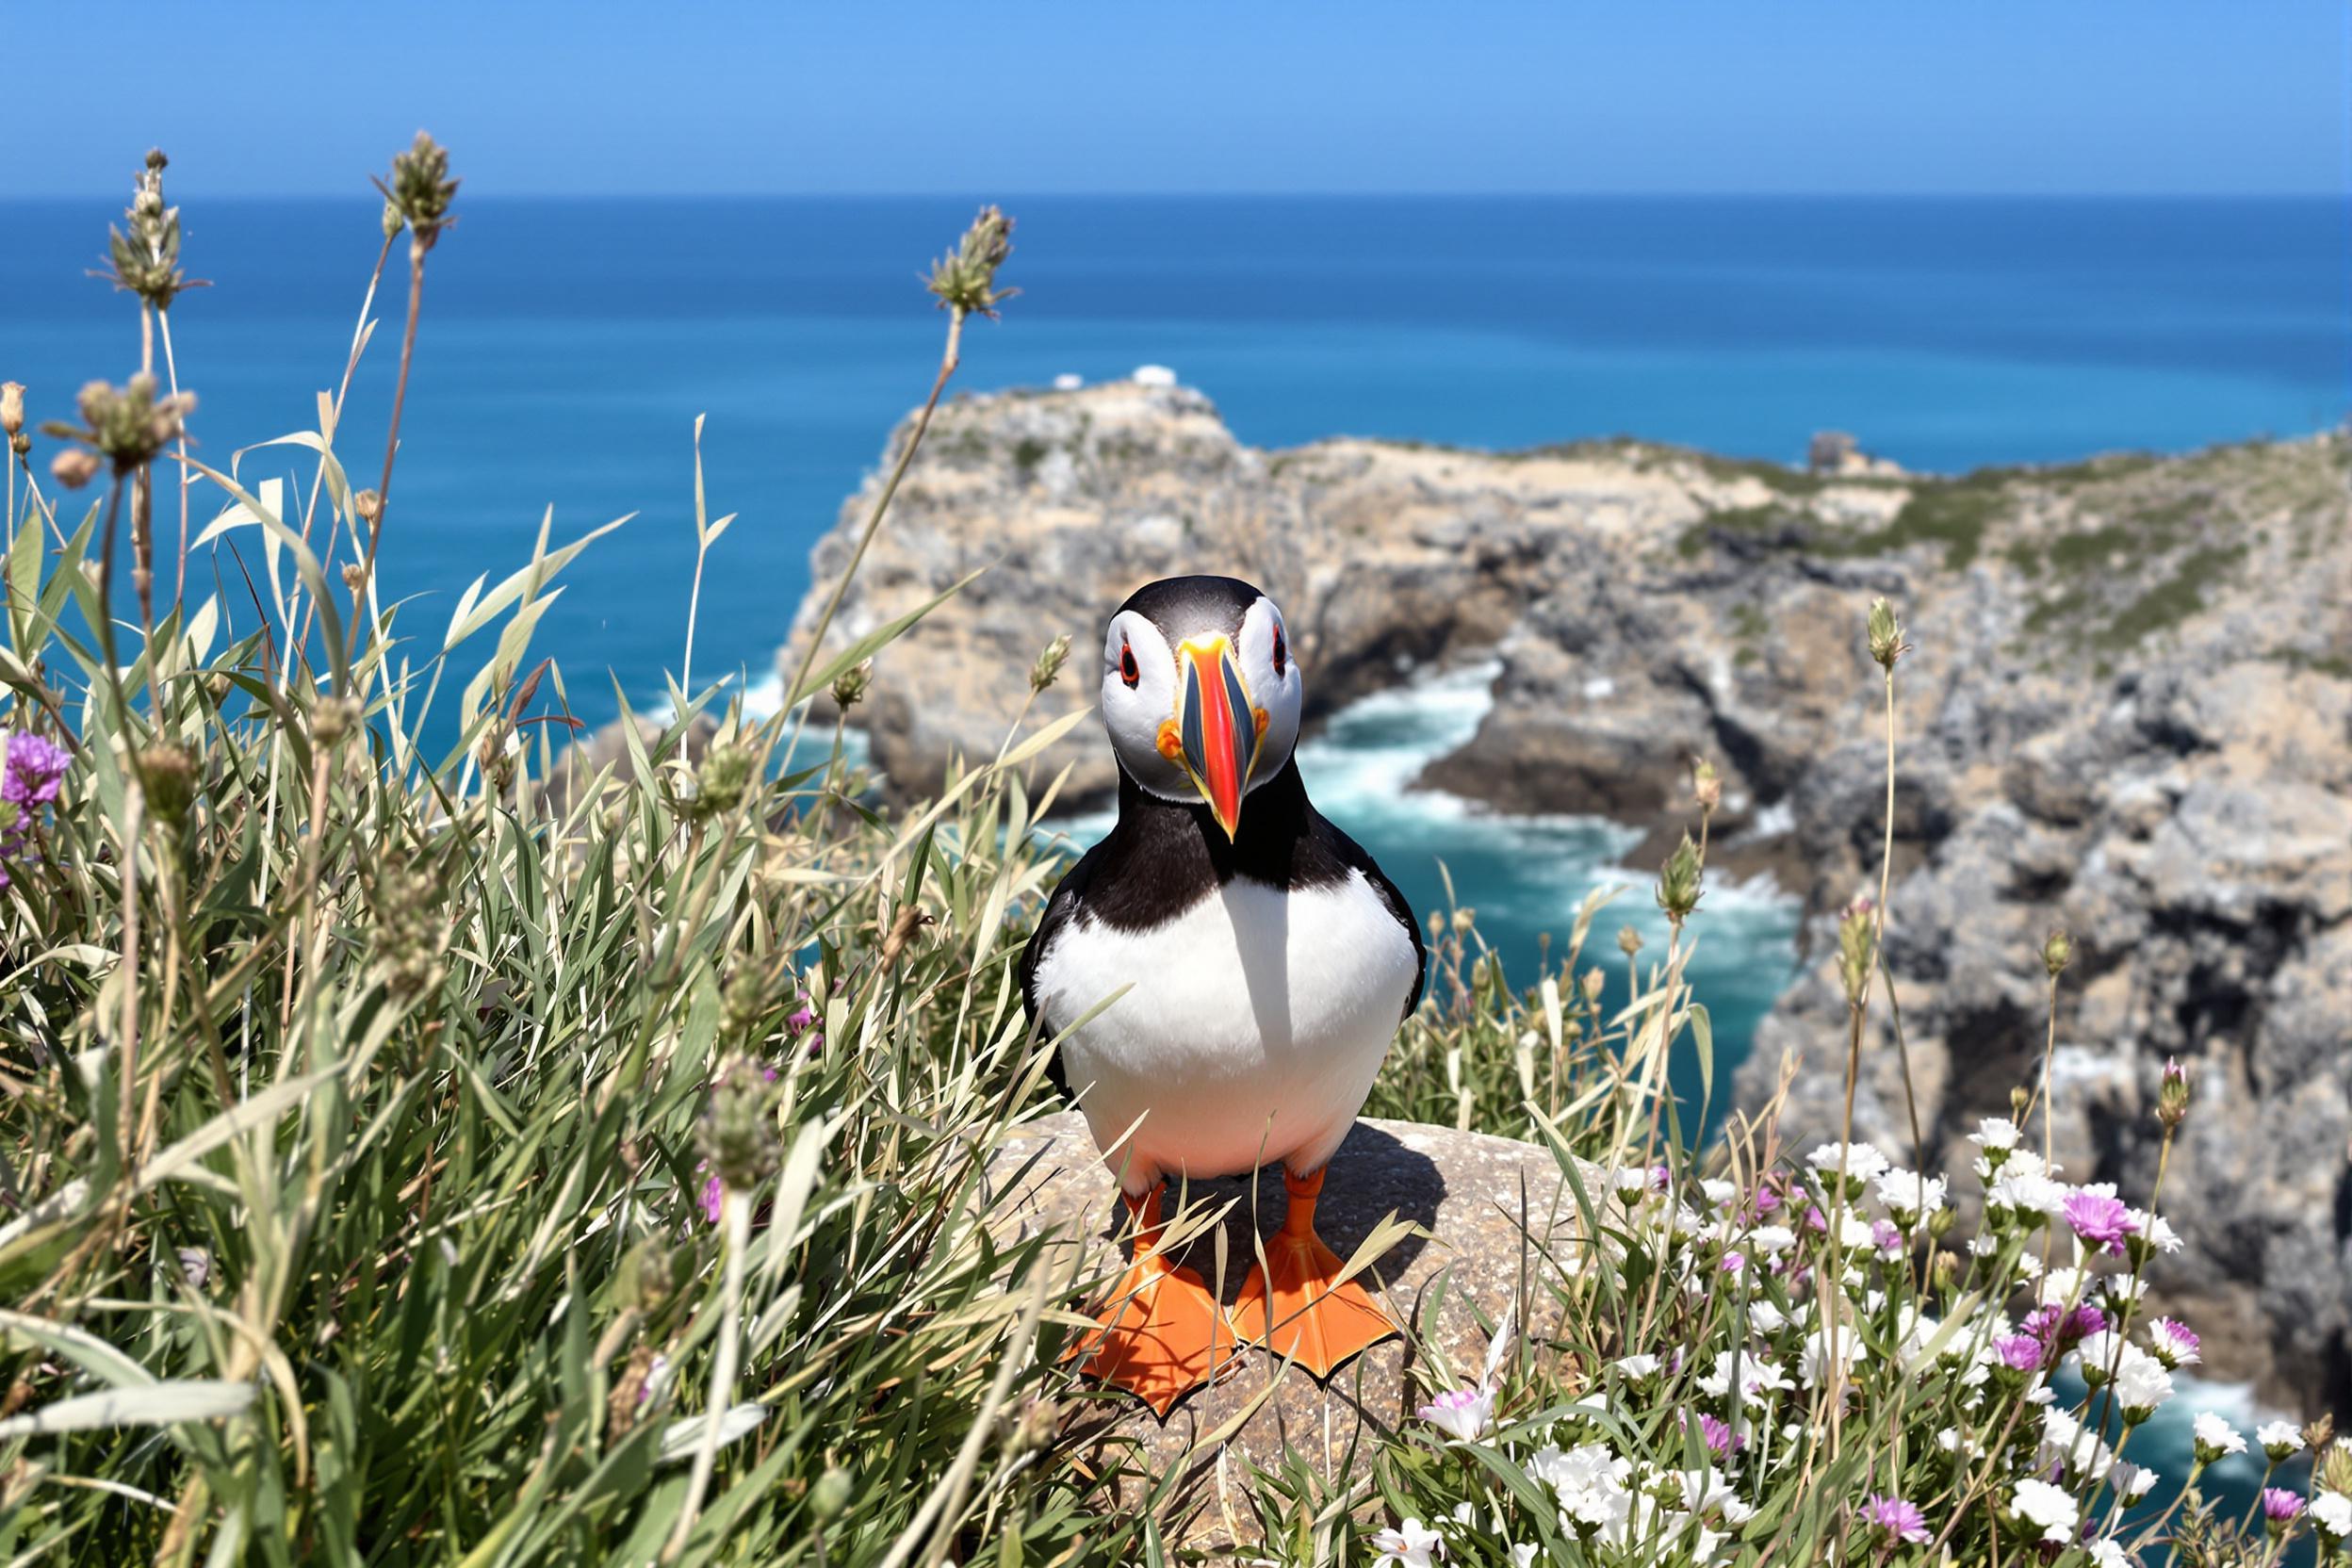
{"left": 43, "top": 374, "right": 194, "bottom": 476}
{"left": 366, "top": 850, "right": 449, "bottom": 1001}
{"left": 2041, "top": 927, "right": 2071, "bottom": 980}
{"left": 1030, "top": 632, "right": 1072, "bottom": 694}
{"left": 1866, "top": 597, "right": 1912, "bottom": 671}
{"left": 0, "top": 383, "right": 23, "bottom": 438}
{"left": 98, "top": 150, "right": 204, "bottom": 311}
{"left": 379, "top": 132, "right": 461, "bottom": 253}
{"left": 926, "top": 205, "right": 1018, "bottom": 318}
{"left": 310, "top": 694, "right": 364, "bottom": 749}
{"left": 1616, "top": 924, "right": 1642, "bottom": 958}
{"left": 721, "top": 964, "right": 773, "bottom": 1043}
{"left": 353, "top": 488, "right": 384, "bottom": 525}
{"left": 828, "top": 657, "right": 873, "bottom": 710}
{"left": 342, "top": 563, "right": 366, "bottom": 592}
{"left": 50, "top": 449, "right": 100, "bottom": 490}
{"left": 1655, "top": 832, "right": 1704, "bottom": 924}
{"left": 688, "top": 743, "right": 755, "bottom": 822}
{"left": 1580, "top": 966, "right": 1606, "bottom": 1004}
{"left": 616, "top": 1234, "right": 678, "bottom": 1316}
{"left": 698, "top": 1054, "right": 782, "bottom": 1190}
{"left": 1451, "top": 906, "right": 1477, "bottom": 935}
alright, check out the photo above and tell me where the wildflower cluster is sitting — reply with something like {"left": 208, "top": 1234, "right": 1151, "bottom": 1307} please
{"left": 0, "top": 730, "right": 69, "bottom": 887}
{"left": 1373, "top": 1059, "right": 2329, "bottom": 1566}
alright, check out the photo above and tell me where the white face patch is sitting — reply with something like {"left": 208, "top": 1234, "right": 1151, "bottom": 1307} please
{"left": 1099, "top": 596, "right": 1304, "bottom": 804}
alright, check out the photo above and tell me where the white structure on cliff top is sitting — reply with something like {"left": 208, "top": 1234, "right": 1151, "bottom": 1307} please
{"left": 1131, "top": 364, "right": 1178, "bottom": 388}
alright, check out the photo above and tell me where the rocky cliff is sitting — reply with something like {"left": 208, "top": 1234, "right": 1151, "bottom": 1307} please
{"left": 784, "top": 378, "right": 2352, "bottom": 1413}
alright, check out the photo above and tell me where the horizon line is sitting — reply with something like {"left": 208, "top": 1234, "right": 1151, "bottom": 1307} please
{"left": 3, "top": 187, "right": 2344, "bottom": 204}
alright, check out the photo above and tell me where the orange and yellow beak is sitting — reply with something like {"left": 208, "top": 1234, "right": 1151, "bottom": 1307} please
{"left": 1156, "top": 635, "right": 1267, "bottom": 840}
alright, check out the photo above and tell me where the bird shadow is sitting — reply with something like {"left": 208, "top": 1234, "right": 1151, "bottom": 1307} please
{"left": 1096, "top": 1122, "right": 1446, "bottom": 1304}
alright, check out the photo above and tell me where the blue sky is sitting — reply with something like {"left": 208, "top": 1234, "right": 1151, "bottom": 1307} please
{"left": 3, "top": 1, "right": 2344, "bottom": 197}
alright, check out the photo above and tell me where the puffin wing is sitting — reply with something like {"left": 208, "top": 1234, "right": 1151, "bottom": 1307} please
{"left": 1305, "top": 808, "right": 1427, "bottom": 1021}
{"left": 1020, "top": 837, "right": 1110, "bottom": 1098}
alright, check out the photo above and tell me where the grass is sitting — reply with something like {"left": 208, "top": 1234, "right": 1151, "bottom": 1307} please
{"left": 1, "top": 144, "right": 2339, "bottom": 1568}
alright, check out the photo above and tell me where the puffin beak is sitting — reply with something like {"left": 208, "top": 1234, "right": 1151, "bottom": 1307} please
{"left": 1174, "top": 635, "right": 1261, "bottom": 840}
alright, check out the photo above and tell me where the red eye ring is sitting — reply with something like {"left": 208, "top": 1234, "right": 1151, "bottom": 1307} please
{"left": 1119, "top": 641, "right": 1139, "bottom": 689}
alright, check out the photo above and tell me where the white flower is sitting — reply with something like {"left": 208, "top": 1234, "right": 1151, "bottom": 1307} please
{"left": 2113, "top": 1349, "right": 2174, "bottom": 1418}
{"left": 2040, "top": 1407, "right": 2114, "bottom": 1483}
{"left": 1613, "top": 1354, "right": 1660, "bottom": 1380}
{"left": 1370, "top": 1517, "right": 1445, "bottom": 1568}
{"left": 2311, "top": 1490, "right": 2352, "bottom": 1539}
{"left": 1806, "top": 1142, "right": 1889, "bottom": 1184}
{"left": 2038, "top": 1267, "right": 2090, "bottom": 1306}
{"left": 2110, "top": 1460, "right": 2158, "bottom": 1502}
{"left": 1970, "top": 1117, "right": 2020, "bottom": 1152}
{"left": 1701, "top": 1179, "right": 1739, "bottom": 1209}
{"left": 1988, "top": 1169, "right": 2068, "bottom": 1218}
{"left": 1747, "top": 1225, "right": 1797, "bottom": 1257}
{"left": 1746, "top": 1298, "right": 1788, "bottom": 1334}
{"left": 1697, "top": 1348, "right": 1788, "bottom": 1401}
{"left": 2009, "top": 1478, "right": 2080, "bottom": 1544}
{"left": 1536, "top": 1444, "right": 1634, "bottom": 1532}
{"left": 1509, "top": 1546, "right": 1540, "bottom": 1568}
{"left": 2192, "top": 1412, "right": 2246, "bottom": 1461}
{"left": 2129, "top": 1210, "right": 2180, "bottom": 1253}
{"left": 1874, "top": 1168, "right": 1946, "bottom": 1220}
{"left": 2256, "top": 1419, "right": 2306, "bottom": 1461}
{"left": 1416, "top": 1386, "right": 1494, "bottom": 1442}
{"left": 1799, "top": 1327, "right": 1866, "bottom": 1387}
{"left": 2086, "top": 1538, "right": 2134, "bottom": 1568}
{"left": 1968, "top": 1233, "right": 2001, "bottom": 1257}
{"left": 2146, "top": 1319, "right": 2201, "bottom": 1367}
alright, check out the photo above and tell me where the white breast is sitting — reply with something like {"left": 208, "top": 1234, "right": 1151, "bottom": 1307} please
{"left": 1035, "top": 871, "right": 1417, "bottom": 1193}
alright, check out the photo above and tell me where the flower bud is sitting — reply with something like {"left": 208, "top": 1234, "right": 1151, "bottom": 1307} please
{"left": 1655, "top": 833, "right": 1703, "bottom": 923}
{"left": 384, "top": 132, "right": 460, "bottom": 252}
{"left": 1866, "top": 597, "right": 1911, "bottom": 671}
{"left": 808, "top": 1465, "right": 853, "bottom": 1523}
{"left": 354, "top": 488, "right": 384, "bottom": 525}
{"left": 616, "top": 1234, "right": 678, "bottom": 1315}
{"left": 134, "top": 744, "right": 196, "bottom": 827}
{"left": 688, "top": 743, "right": 755, "bottom": 822}
{"left": 721, "top": 964, "right": 772, "bottom": 1043}
{"left": 1030, "top": 632, "right": 1072, "bottom": 694}
{"left": 1616, "top": 925, "right": 1642, "bottom": 959}
{"left": 1930, "top": 1249, "right": 1959, "bottom": 1292}
{"left": 1837, "top": 898, "right": 1877, "bottom": 1007}
{"left": 51, "top": 449, "right": 100, "bottom": 490}
{"left": 1690, "top": 756, "right": 1722, "bottom": 814}
{"left": 2156, "top": 1056, "right": 2191, "bottom": 1131}
{"left": 1451, "top": 906, "right": 1477, "bottom": 935}
{"left": 0, "top": 382, "right": 24, "bottom": 438}
{"left": 828, "top": 657, "right": 873, "bottom": 710}
{"left": 342, "top": 563, "right": 366, "bottom": 591}
{"left": 311, "top": 694, "right": 364, "bottom": 749}
{"left": 2041, "top": 927, "right": 2071, "bottom": 980}
{"left": 1580, "top": 966, "right": 1606, "bottom": 1004}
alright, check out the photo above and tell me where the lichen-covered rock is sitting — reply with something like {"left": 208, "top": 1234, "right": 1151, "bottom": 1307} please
{"left": 986, "top": 1111, "right": 1576, "bottom": 1547}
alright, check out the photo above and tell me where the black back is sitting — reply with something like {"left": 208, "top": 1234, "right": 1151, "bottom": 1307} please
{"left": 1020, "top": 758, "right": 1428, "bottom": 1093}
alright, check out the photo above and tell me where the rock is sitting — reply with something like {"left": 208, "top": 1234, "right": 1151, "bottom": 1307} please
{"left": 789, "top": 381, "right": 2352, "bottom": 1414}
{"left": 986, "top": 1111, "right": 1576, "bottom": 1547}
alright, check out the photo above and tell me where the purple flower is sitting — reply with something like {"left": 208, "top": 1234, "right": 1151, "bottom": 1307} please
{"left": 1862, "top": 1494, "right": 1929, "bottom": 1545}
{"left": 1996, "top": 1333, "right": 2048, "bottom": 1373}
{"left": 2263, "top": 1488, "right": 2305, "bottom": 1526}
{"left": 3, "top": 733, "right": 69, "bottom": 809}
{"left": 1721, "top": 1250, "right": 1747, "bottom": 1275}
{"left": 1690, "top": 1413, "right": 1745, "bottom": 1456}
{"left": 1872, "top": 1218, "right": 1905, "bottom": 1257}
{"left": 696, "top": 1166, "right": 723, "bottom": 1224}
{"left": 2063, "top": 1192, "right": 2138, "bottom": 1256}
{"left": 1416, "top": 1386, "right": 1494, "bottom": 1441}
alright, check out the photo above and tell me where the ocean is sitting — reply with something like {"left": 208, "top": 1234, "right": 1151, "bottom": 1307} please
{"left": 2, "top": 192, "right": 2331, "bottom": 1507}
{"left": 5, "top": 192, "right": 2344, "bottom": 1117}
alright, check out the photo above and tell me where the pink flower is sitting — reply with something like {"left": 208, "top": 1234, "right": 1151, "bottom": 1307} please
{"left": 1862, "top": 1494, "right": 1929, "bottom": 1545}
{"left": 2263, "top": 1488, "right": 2305, "bottom": 1527}
{"left": 1416, "top": 1386, "right": 1494, "bottom": 1441}
{"left": 696, "top": 1167, "right": 723, "bottom": 1224}
{"left": 1721, "top": 1250, "right": 1747, "bottom": 1275}
{"left": 1996, "top": 1333, "right": 2048, "bottom": 1373}
{"left": 2063, "top": 1192, "right": 2138, "bottom": 1256}
{"left": 1871, "top": 1218, "right": 1905, "bottom": 1257}
{"left": 1690, "top": 1412, "right": 1744, "bottom": 1456}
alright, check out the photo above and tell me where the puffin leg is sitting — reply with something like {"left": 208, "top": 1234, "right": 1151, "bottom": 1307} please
{"left": 1231, "top": 1164, "right": 1396, "bottom": 1377}
{"left": 1067, "top": 1184, "right": 1226, "bottom": 1415}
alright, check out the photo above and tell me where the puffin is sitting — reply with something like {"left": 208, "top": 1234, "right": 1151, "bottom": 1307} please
{"left": 1020, "top": 575, "right": 1427, "bottom": 1413}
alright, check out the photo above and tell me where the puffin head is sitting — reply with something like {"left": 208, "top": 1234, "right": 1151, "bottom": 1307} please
{"left": 1098, "top": 575, "right": 1303, "bottom": 840}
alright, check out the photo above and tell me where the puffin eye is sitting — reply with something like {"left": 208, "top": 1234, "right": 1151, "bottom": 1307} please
{"left": 1271, "top": 626, "right": 1288, "bottom": 678}
{"left": 1119, "top": 640, "right": 1139, "bottom": 689}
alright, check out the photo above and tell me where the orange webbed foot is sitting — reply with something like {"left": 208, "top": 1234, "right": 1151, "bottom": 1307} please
{"left": 1067, "top": 1185, "right": 1229, "bottom": 1415}
{"left": 1231, "top": 1165, "right": 1396, "bottom": 1378}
